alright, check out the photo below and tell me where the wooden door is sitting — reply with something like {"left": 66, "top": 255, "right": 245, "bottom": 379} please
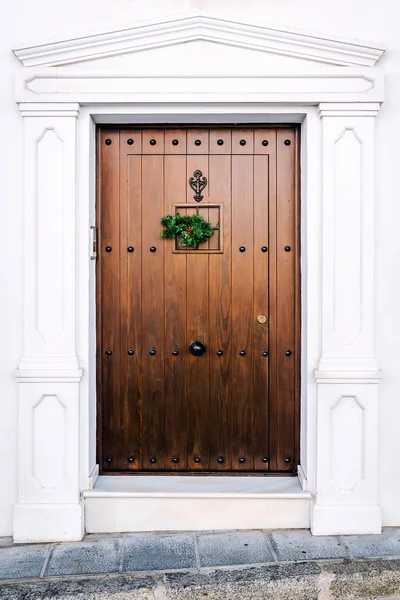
{"left": 97, "top": 126, "right": 300, "bottom": 473}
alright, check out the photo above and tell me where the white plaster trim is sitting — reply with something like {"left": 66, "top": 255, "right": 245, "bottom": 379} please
{"left": 297, "top": 465, "right": 309, "bottom": 491}
{"left": 315, "top": 370, "right": 382, "bottom": 384}
{"left": 14, "top": 369, "right": 83, "bottom": 382}
{"left": 88, "top": 464, "right": 99, "bottom": 490}
{"left": 12, "top": 14, "right": 385, "bottom": 68}
{"left": 16, "top": 68, "right": 384, "bottom": 105}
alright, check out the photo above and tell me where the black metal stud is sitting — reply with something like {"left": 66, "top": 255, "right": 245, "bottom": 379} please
{"left": 127, "top": 246, "right": 134, "bottom": 252}
{"left": 284, "top": 456, "right": 291, "bottom": 463}
{"left": 240, "top": 140, "right": 246, "bottom": 146}
{"left": 194, "top": 456, "right": 201, "bottom": 463}
{"left": 285, "top": 350, "right": 292, "bottom": 356}
{"left": 284, "top": 139, "right": 291, "bottom": 146}
{"left": 194, "top": 139, "right": 201, "bottom": 146}
{"left": 239, "top": 456, "right": 246, "bottom": 463}
{"left": 105, "top": 139, "right": 112, "bottom": 145}
{"left": 217, "top": 139, "right": 224, "bottom": 146}
{"left": 261, "top": 246, "right": 268, "bottom": 252}
{"left": 105, "top": 246, "right": 112, "bottom": 252}
{"left": 217, "top": 456, "right": 224, "bottom": 464}
{"left": 127, "top": 139, "right": 134, "bottom": 145}
{"left": 149, "top": 349, "right": 156, "bottom": 356}
{"left": 128, "top": 456, "right": 134, "bottom": 463}
{"left": 172, "top": 139, "right": 179, "bottom": 146}
{"left": 150, "top": 246, "right": 156, "bottom": 252}
{"left": 150, "top": 457, "right": 157, "bottom": 464}
{"left": 262, "top": 456, "right": 269, "bottom": 463}
{"left": 190, "top": 340, "right": 206, "bottom": 357}
{"left": 105, "top": 349, "right": 112, "bottom": 356}
{"left": 128, "top": 349, "right": 134, "bottom": 356}
{"left": 216, "top": 350, "right": 223, "bottom": 356}
{"left": 262, "top": 350, "right": 269, "bottom": 357}
{"left": 172, "top": 456, "right": 179, "bottom": 463}
{"left": 105, "top": 456, "right": 112, "bottom": 464}
{"left": 172, "top": 349, "right": 179, "bottom": 356}
{"left": 239, "top": 246, "right": 246, "bottom": 252}
{"left": 239, "top": 350, "right": 246, "bottom": 356}
{"left": 262, "top": 140, "right": 269, "bottom": 146}
{"left": 150, "top": 139, "right": 156, "bottom": 146}
{"left": 284, "top": 246, "right": 291, "bottom": 252}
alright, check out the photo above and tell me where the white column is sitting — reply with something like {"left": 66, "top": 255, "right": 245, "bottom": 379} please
{"left": 14, "top": 103, "right": 83, "bottom": 543}
{"left": 312, "top": 103, "right": 382, "bottom": 535}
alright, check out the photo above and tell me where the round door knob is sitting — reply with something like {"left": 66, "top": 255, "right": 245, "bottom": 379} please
{"left": 127, "top": 246, "right": 134, "bottom": 252}
{"left": 262, "top": 350, "right": 268, "bottom": 357}
{"left": 105, "top": 246, "right": 112, "bottom": 252}
{"left": 285, "top": 350, "right": 292, "bottom": 356}
{"left": 284, "top": 456, "right": 291, "bottom": 464}
{"left": 105, "top": 456, "right": 112, "bottom": 464}
{"left": 284, "top": 246, "right": 291, "bottom": 252}
{"left": 239, "top": 350, "right": 246, "bottom": 356}
{"left": 238, "top": 456, "right": 246, "bottom": 463}
{"left": 262, "top": 456, "right": 269, "bottom": 463}
{"left": 190, "top": 340, "right": 206, "bottom": 356}
{"left": 261, "top": 246, "right": 268, "bottom": 252}
{"left": 239, "top": 246, "right": 246, "bottom": 252}
{"left": 149, "top": 348, "right": 156, "bottom": 355}
{"left": 128, "top": 349, "right": 134, "bottom": 355}
{"left": 217, "top": 456, "right": 224, "bottom": 464}
{"left": 105, "top": 349, "right": 112, "bottom": 356}
{"left": 172, "top": 349, "right": 179, "bottom": 356}
{"left": 216, "top": 350, "right": 223, "bottom": 356}
{"left": 172, "top": 456, "right": 179, "bottom": 463}
{"left": 194, "top": 456, "right": 201, "bottom": 463}
{"left": 128, "top": 456, "right": 134, "bottom": 463}
{"left": 150, "top": 457, "right": 157, "bottom": 464}
{"left": 150, "top": 246, "right": 156, "bottom": 252}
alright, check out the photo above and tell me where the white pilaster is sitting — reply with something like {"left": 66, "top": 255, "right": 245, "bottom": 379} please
{"left": 312, "top": 103, "right": 382, "bottom": 535}
{"left": 14, "top": 103, "right": 83, "bottom": 543}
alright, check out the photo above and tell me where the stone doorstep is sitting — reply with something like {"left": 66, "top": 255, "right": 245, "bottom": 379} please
{"left": 0, "top": 561, "right": 400, "bottom": 600}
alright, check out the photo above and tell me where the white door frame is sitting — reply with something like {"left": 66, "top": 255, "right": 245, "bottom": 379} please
{"left": 12, "top": 16, "right": 384, "bottom": 542}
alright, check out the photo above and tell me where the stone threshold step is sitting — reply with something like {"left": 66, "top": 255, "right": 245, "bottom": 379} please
{"left": 84, "top": 476, "right": 311, "bottom": 533}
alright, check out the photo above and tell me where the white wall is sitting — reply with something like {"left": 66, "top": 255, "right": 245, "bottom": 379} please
{"left": 1, "top": 0, "right": 400, "bottom": 535}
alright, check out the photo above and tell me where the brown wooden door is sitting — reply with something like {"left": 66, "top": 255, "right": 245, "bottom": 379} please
{"left": 97, "top": 126, "right": 300, "bottom": 473}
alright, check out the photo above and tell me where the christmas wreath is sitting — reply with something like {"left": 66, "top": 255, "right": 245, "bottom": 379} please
{"left": 161, "top": 213, "right": 215, "bottom": 248}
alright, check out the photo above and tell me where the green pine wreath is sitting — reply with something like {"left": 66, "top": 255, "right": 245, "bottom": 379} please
{"left": 161, "top": 213, "right": 215, "bottom": 248}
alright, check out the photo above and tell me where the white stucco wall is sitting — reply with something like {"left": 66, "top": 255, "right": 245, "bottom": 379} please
{"left": 1, "top": 0, "right": 400, "bottom": 536}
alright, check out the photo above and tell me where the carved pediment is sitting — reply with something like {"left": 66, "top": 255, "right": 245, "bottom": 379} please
{"left": 13, "top": 13, "right": 385, "bottom": 69}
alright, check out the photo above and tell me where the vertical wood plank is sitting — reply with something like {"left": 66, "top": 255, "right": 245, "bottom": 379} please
{"left": 164, "top": 131, "right": 188, "bottom": 471}
{"left": 186, "top": 150, "right": 210, "bottom": 471}
{"left": 231, "top": 151, "right": 254, "bottom": 471}
{"left": 141, "top": 143, "right": 166, "bottom": 470}
{"left": 253, "top": 132, "right": 275, "bottom": 471}
{"left": 275, "top": 128, "right": 296, "bottom": 472}
{"left": 209, "top": 147, "right": 232, "bottom": 470}
{"left": 99, "top": 129, "right": 121, "bottom": 471}
{"left": 119, "top": 130, "right": 143, "bottom": 470}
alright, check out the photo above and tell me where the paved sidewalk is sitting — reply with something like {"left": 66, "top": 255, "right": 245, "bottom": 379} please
{"left": 1, "top": 528, "right": 400, "bottom": 599}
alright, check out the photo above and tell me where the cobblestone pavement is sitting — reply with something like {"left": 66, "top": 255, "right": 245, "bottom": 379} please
{"left": 0, "top": 529, "right": 400, "bottom": 599}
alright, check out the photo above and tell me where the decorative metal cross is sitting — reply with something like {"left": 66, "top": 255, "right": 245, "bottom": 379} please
{"left": 189, "top": 170, "right": 208, "bottom": 202}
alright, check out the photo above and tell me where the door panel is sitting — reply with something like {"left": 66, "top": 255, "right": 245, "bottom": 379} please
{"left": 97, "top": 126, "right": 300, "bottom": 474}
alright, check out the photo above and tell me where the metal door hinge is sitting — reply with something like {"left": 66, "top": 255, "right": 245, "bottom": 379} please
{"left": 90, "top": 226, "right": 97, "bottom": 260}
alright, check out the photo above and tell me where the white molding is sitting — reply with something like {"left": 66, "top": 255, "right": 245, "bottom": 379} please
{"left": 88, "top": 464, "right": 99, "bottom": 490}
{"left": 15, "top": 67, "right": 384, "bottom": 105}
{"left": 12, "top": 13, "right": 385, "bottom": 68}
{"left": 297, "top": 465, "right": 309, "bottom": 491}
